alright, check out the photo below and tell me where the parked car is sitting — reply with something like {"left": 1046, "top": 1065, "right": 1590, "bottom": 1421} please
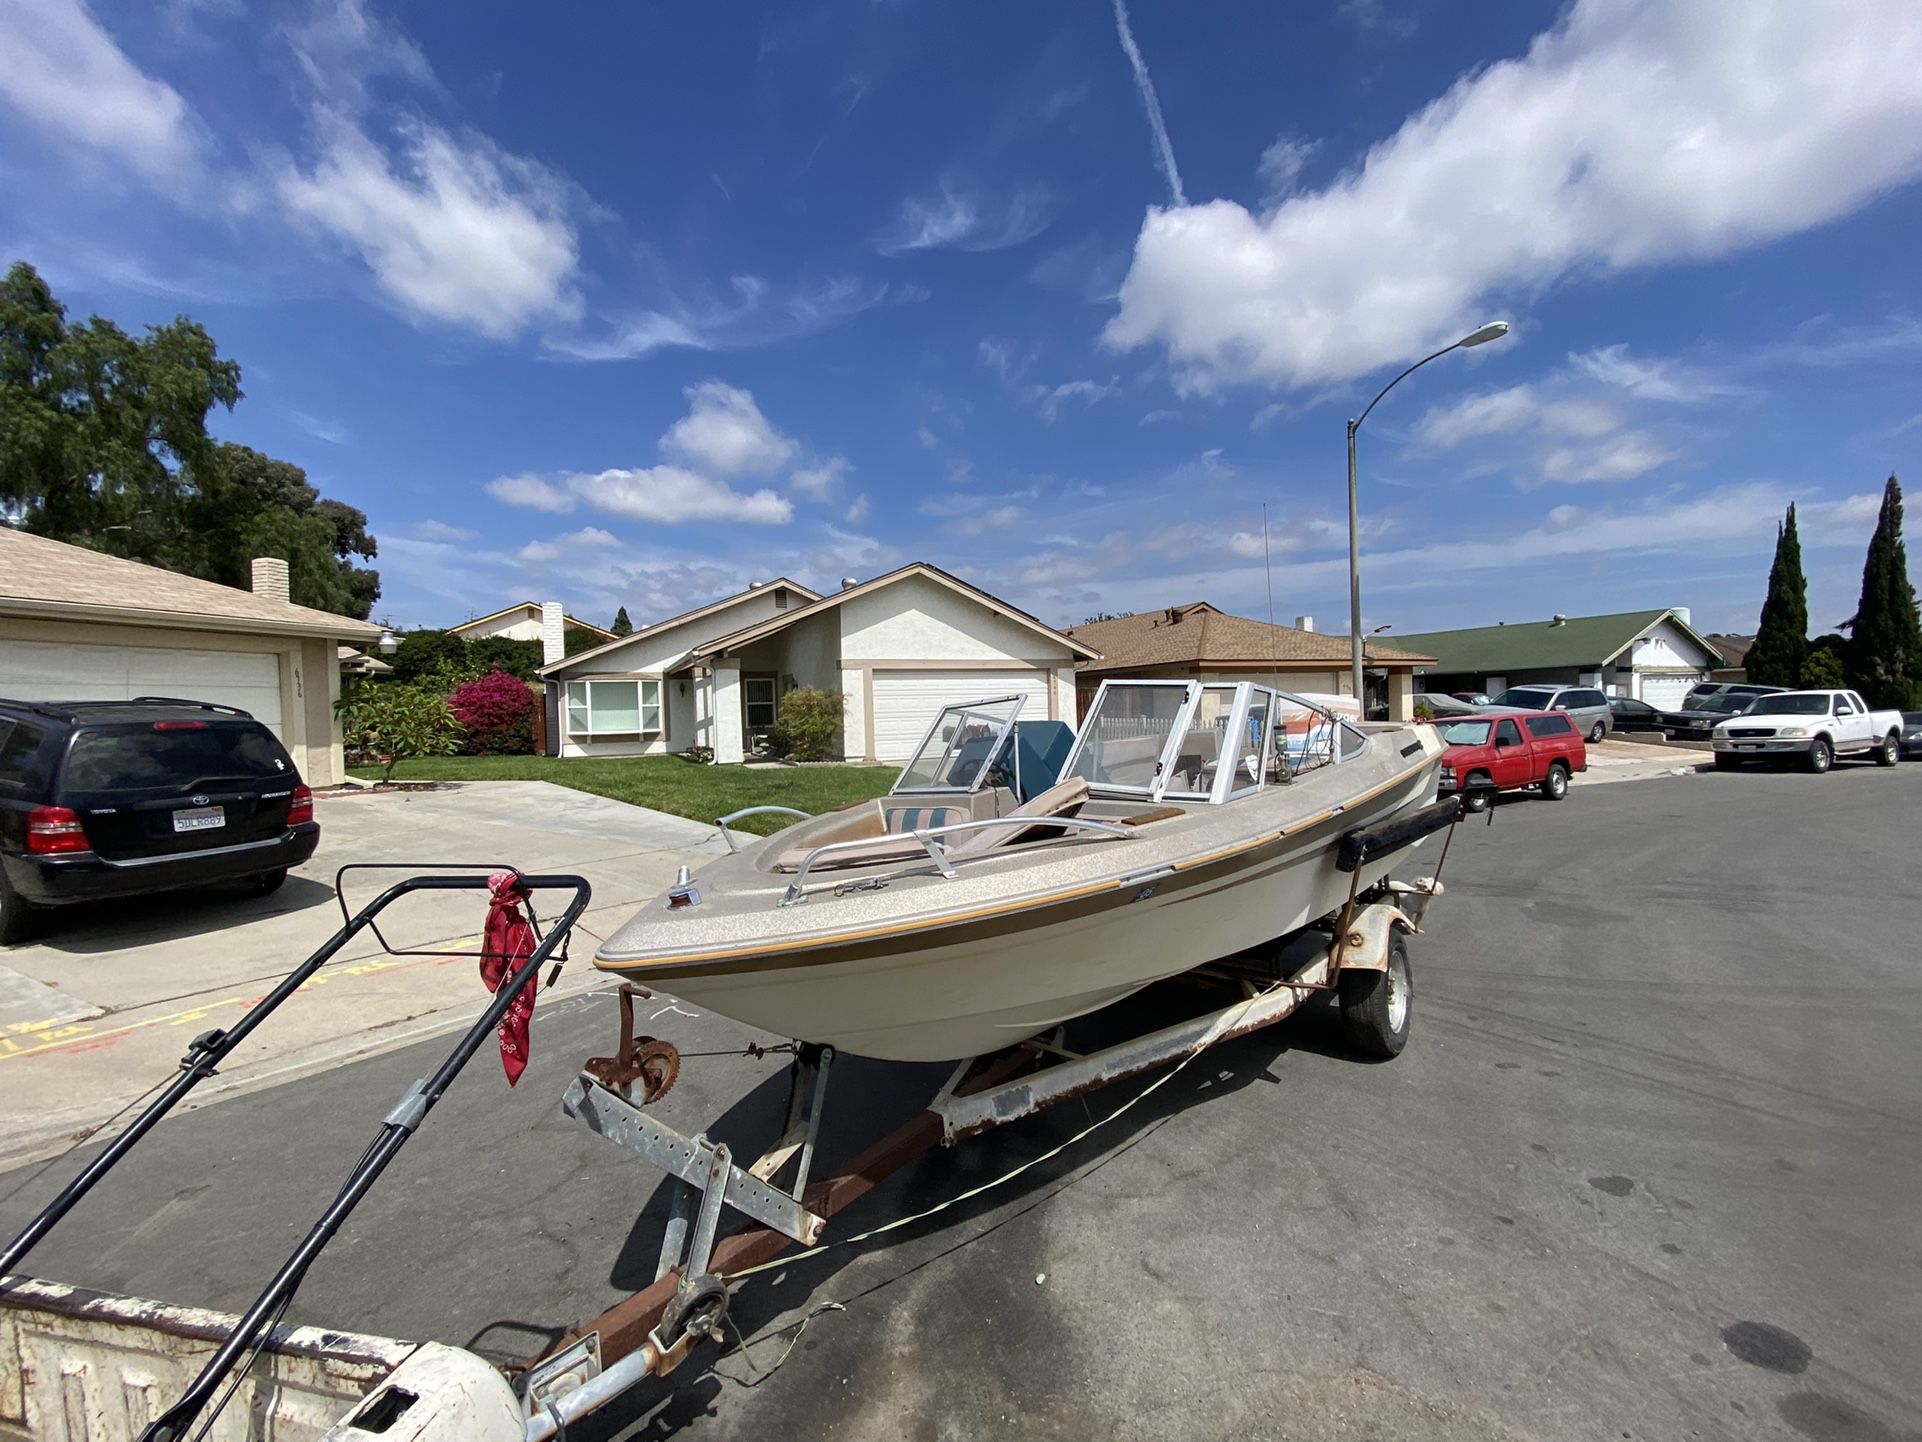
{"left": 1902, "top": 711, "right": 1922, "bottom": 761}
{"left": 1485, "top": 685, "right": 1612, "bottom": 744}
{"left": 0, "top": 698, "right": 317, "bottom": 943}
{"left": 1451, "top": 692, "right": 1492, "bottom": 706}
{"left": 1679, "top": 681, "right": 1788, "bottom": 710}
{"left": 1606, "top": 696, "right": 1666, "bottom": 733}
{"left": 1659, "top": 693, "right": 1763, "bottom": 740}
{"left": 1435, "top": 711, "right": 1588, "bottom": 813}
{"left": 1709, "top": 689, "right": 1905, "bottom": 773}
{"left": 1412, "top": 692, "right": 1482, "bottom": 717}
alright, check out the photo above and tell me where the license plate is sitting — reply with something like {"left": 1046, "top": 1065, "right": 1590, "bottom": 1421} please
{"left": 172, "top": 806, "right": 225, "bottom": 833}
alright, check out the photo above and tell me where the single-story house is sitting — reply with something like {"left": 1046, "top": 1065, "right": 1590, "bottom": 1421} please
{"left": 537, "top": 562, "right": 1096, "bottom": 764}
{"left": 450, "top": 601, "right": 613, "bottom": 644}
{"left": 1065, "top": 604, "right": 1433, "bottom": 721}
{"left": 1394, "top": 608, "right": 1725, "bottom": 709}
{"left": 0, "top": 527, "right": 383, "bottom": 785}
{"left": 1705, "top": 633, "right": 1754, "bottom": 683}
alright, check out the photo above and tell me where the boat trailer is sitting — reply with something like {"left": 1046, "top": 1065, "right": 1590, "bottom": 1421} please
{"left": 1, "top": 798, "right": 1462, "bottom": 1441}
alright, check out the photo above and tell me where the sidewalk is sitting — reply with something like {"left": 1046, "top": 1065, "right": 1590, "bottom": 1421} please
{"left": 1581, "top": 734, "right": 1713, "bottom": 786}
{"left": 0, "top": 782, "right": 727, "bottom": 1167}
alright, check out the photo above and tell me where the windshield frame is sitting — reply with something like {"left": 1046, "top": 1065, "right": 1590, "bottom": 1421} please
{"left": 889, "top": 695, "right": 1026, "bottom": 795}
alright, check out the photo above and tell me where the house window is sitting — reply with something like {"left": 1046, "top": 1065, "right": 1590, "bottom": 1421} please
{"left": 744, "top": 677, "right": 778, "bottom": 731}
{"left": 564, "top": 679, "right": 662, "bottom": 736}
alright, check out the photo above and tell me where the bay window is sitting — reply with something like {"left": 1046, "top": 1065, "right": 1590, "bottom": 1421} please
{"left": 564, "top": 679, "right": 662, "bottom": 737}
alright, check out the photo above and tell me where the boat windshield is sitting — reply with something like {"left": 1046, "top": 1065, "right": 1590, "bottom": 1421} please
{"left": 892, "top": 695, "right": 1025, "bottom": 793}
{"left": 1064, "top": 683, "right": 1189, "bottom": 792}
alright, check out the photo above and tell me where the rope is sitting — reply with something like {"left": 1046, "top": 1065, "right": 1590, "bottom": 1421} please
{"left": 720, "top": 971, "right": 1303, "bottom": 1282}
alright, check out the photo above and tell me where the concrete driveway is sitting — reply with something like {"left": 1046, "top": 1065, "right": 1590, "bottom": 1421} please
{"left": 0, "top": 782, "right": 725, "bottom": 1165}
{"left": 4, "top": 765, "right": 1917, "bottom": 1440}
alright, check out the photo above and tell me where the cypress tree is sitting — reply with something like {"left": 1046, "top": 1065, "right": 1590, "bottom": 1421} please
{"left": 1846, "top": 475, "right": 1922, "bottom": 708}
{"left": 1745, "top": 504, "right": 1808, "bottom": 686}
{"left": 611, "top": 605, "right": 634, "bottom": 636}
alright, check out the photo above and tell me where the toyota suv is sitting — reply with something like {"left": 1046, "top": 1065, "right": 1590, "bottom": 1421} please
{"left": 0, "top": 698, "right": 318, "bottom": 943}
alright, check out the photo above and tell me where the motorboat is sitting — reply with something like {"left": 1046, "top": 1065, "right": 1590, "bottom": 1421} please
{"left": 595, "top": 679, "right": 1446, "bottom": 1062}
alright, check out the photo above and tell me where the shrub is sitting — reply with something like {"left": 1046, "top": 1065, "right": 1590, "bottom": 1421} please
{"left": 337, "top": 683, "right": 464, "bottom": 781}
{"left": 764, "top": 686, "right": 844, "bottom": 762}
{"left": 1798, "top": 649, "right": 1845, "bottom": 689}
{"left": 450, "top": 666, "right": 538, "bottom": 755}
{"left": 390, "top": 629, "right": 470, "bottom": 683}
{"left": 466, "top": 635, "right": 544, "bottom": 682}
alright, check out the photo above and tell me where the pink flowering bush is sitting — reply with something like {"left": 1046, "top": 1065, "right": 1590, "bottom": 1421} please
{"left": 449, "top": 666, "right": 537, "bottom": 755}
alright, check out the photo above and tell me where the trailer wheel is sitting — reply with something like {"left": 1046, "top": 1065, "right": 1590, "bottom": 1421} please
{"left": 1338, "top": 934, "right": 1411, "bottom": 1060}
{"left": 661, "top": 1273, "right": 730, "bottom": 1346}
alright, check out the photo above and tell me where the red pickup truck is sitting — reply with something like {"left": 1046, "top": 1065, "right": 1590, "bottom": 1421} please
{"left": 1434, "top": 709, "right": 1588, "bottom": 812}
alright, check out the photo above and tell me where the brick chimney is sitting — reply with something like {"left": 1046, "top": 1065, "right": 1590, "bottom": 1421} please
{"left": 540, "top": 601, "right": 566, "bottom": 665}
{"left": 251, "top": 557, "right": 290, "bottom": 604}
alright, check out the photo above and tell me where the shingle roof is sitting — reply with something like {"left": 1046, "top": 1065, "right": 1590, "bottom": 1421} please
{"left": 1068, "top": 604, "right": 1430, "bottom": 672}
{"left": 0, "top": 526, "right": 381, "bottom": 638}
{"left": 1393, "top": 609, "right": 1724, "bottom": 673}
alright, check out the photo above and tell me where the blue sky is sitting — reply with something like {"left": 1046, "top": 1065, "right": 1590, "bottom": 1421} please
{"left": 3, "top": 0, "right": 1919, "bottom": 640}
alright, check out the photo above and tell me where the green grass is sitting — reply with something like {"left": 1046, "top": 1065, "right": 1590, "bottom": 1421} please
{"left": 347, "top": 754, "right": 896, "bottom": 834}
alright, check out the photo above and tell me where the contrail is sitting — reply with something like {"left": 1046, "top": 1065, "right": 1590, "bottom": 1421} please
{"left": 1110, "top": 0, "right": 1187, "bottom": 206}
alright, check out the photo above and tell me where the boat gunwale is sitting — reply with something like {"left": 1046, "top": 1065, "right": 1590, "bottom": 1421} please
{"left": 594, "top": 750, "right": 1440, "bottom": 978}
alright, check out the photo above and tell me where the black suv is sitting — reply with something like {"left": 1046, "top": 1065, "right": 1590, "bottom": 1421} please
{"left": 0, "top": 698, "right": 319, "bottom": 943}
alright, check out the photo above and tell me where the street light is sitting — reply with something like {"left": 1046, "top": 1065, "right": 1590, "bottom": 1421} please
{"left": 1346, "top": 320, "right": 1510, "bottom": 707}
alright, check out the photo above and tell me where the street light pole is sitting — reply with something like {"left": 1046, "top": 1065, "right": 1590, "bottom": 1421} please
{"left": 1346, "top": 320, "right": 1511, "bottom": 707}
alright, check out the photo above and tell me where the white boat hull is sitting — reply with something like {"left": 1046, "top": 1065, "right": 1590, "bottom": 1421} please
{"left": 640, "top": 766, "right": 1438, "bottom": 1061}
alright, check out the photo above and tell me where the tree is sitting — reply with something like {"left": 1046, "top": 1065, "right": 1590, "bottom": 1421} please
{"left": 449, "top": 667, "right": 537, "bottom": 755}
{"left": 0, "top": 261, "right": 378, "bottom": 616}
{"left": 337, "top": 683, "right": 463, "bottom": 782}
{"left": 466, "top": 635, "right": 543, "bottom": 682}
{"left": 390, "top": 629, "right": 470, "bottom": 684}
{"left": 1845, "top": 475, "right": 1922, "bottom": 709}
{"left": 1799, "top": 650, "right": 1845, "bottom": 688}
{"left": 611, "top": 606, "right": 634, "bottom": 636}
{"left": 564, "top": 624, "right": 604, "bottom": 657}
{"left": 1745, "top": 503, "right": 1808, "bottom": 686}
{"left": 179, "top": 444, "right": 380, "bottom": 617}
{"left": 1, "top": 260, "right": 238, "bottom": 555}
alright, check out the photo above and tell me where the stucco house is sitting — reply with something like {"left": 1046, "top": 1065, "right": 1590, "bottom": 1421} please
{"left": 537, "top": 562, "right": 1096, "bottom": 764}
{"left": 0, "top": 527, "right": 382, "bottom": 785}
{"left": 1395, "top": 608, "right": 1725, "bottom": 709}
{"left": 1066, "top": 604, "right": 1432, "bottom": 721}
{"left": 450, "top": 601, "right": 613, "bottom": 644}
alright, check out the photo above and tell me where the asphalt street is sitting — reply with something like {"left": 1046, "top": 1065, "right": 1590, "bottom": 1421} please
{"left": 3, "top": 761, "right": 1919, "bottom": 1440}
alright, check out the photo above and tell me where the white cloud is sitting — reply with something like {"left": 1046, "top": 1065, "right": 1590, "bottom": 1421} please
{"left": 1109, "top": 0, "right": 1186, "bottom": 205}
{"left": 546, "top": 275, "right": 904, "bottom": 362}
{"left": 661, "top": 381, "right": 796, "bottom": 477}
{"left": 487, "top": 473, "right": 575, "bottom": 513}
{"left": 1106, "top": 0, "right": 1922, "bottom": 391}
{"left": 288, "top": 409, "right": 349, "bottom": 445}
{"left": 0, "top": 0, "right": 203, "bottom": 182}
{"left": 1227, "top": 531, "right": 1269, "bottom": 559}
{"left": 950, "top": 504, "right": 1026, "bottom": 538}
{"left": 791, "top": 455, "right": 850, "bottom": 501}
{"left": 1570, "top": 344, "right": 1738, "bottom": 403}
{"left": 1538, "top": 434, "right": 1675, "bottom": 484}
{"left": 1414, "top": 385, "right": 1542, "bottom": 447}
{"left": 410, "top": 519, "right": 476, "bottom": 542}
{"left": 571, "top": 466, "right": 792, "bottom": 526}
{"left": 876, "top": 183, "right": 1055, "bottom": 255}
{"left": 1028, "top": 377, "right": 1120, "bottom": 423}
{"left": 845, "top": 494, "right": 871, "bottom": 523}
{"left": 277, "top": 116, "right": 582, "bottom": 339}
{"left": 515, "top": 525, "right": 619, "bottom": 565}
{"left": 1255, "top": 135, "right": 1318, "bottom": 206}
{"left": 287, "top": 0, "right": 435, "bottom": 115}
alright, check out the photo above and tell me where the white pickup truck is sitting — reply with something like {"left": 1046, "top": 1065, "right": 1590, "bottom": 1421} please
{"left": 1710, "top": 688, "right": 1905, "bottom": 772}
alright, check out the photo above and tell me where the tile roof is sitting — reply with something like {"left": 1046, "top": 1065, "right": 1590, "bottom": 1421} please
{"left": 0, "top": 526, "right": 381, "bottom": 638}
{"left": 1068, "top": 604, "right": 1430, "bottom": 671}
{"left": 1393, "top": 609, "right": 1724, "bottom": 673}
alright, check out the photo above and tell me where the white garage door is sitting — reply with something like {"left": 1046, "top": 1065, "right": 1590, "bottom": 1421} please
{"left": 870, "top": 669, "right": 1051, "bottom": 761}
{"left": 1638, "top": 673, "right": 1699, "bottom": 710}
{"left": 0, "top": 639, "right": 284, "bottom": 736}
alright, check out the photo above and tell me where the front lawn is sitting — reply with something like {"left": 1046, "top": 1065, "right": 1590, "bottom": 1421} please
{"left": 346, "top": 755, "right": 896, "bottom": 834}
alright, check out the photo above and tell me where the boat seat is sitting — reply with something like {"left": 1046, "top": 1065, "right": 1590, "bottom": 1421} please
{"left": 944, "top": 777, "right": 1091, "bottom": 860}
{"left": 768, "top": 802, "right": 974, "bottom": 874}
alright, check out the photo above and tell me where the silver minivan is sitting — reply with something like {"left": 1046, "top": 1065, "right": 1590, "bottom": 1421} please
{"left": 1487, "top": 685, "right": 1612, "bottom": 743}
